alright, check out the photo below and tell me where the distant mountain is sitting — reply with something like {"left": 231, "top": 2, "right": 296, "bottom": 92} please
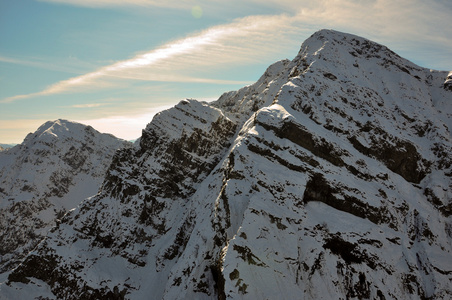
{"left": 0, "top": 144, "right": 16, "bottom": 151}
{"left": 0, "top": 119, "right": 130, "bottom": 275}
{"left": 1, "top": 30, "right": 451, "bottom": 299}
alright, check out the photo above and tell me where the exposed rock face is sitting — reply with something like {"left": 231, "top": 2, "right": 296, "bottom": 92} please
{"left": 1, "top": 30, "right": 451, "bottom": 300}
{"left": 444, "top": 71, "right": 452, "bottom": 91}
{"left": 0, "top": 120, "right": 130, "bottom": 275}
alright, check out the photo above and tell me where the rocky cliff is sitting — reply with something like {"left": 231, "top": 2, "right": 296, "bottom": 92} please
{"left": 1, "top": 30, "right": 451, "bottom": 299}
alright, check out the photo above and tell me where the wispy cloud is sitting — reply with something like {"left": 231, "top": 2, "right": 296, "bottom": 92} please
{"left": 39, "top": 0, "right": 195, "bottom": 9}
{"left": 4, "top": 0, "right": 451, "bottom": 104}
{"left": 70, "top": 103, "right": 109, "bottom": 108}
{"left": 1, "top": 13, "right": 298, "bottom": 103}
{"left": 39, "top": 0, "right": 452, "bottom": 40}
{"left": 0, "top": 55, "right": 98, "bottom": 75}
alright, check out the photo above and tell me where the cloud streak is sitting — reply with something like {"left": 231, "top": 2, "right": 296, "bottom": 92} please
{"left": 4, "top": 0, "right": 452, "bottom": 103}
{"left": 39, "top": 0, "right": 196, "bottom": 9}
{"left": 0, "top": 54, "right": 100, "bottom": 75}
{"left": 70, "top": 103, "right": 109, "bottom": 108}
{"left": 1, "top": 14, "right": 298, "bottom": 103}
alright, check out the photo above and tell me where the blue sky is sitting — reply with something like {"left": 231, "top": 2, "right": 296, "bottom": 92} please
{"left": 1, "top": 0, "right": 451, "bottom": 143}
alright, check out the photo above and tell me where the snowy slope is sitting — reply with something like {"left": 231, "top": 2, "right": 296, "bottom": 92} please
{"left": 0, "top": 119, "right": 130, "bottom": 276}
{"left": 1, "top": 30, "right": 451, "bottom": 300}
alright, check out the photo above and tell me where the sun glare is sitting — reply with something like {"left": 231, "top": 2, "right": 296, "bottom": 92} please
{"left": 191, "top": 5, "right": 203, "bottom": 19}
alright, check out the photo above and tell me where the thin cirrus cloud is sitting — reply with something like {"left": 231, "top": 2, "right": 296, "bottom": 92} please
{"left": 38, "top": 0, "right": 452, "bottom": 41}
{"left": 70, "top": 103, "right": 109, "bottom": 108}
{"left": 0, "top": 54, "right": 100, "bottom": 76}
{"left": 4, "top": 0, "right": 451, "bottom": 104}
{"left": 38, "top": 0, "right": 196, "bottom": 9}
{"left": 1, "top": 13, "right": 299, "bottom": 104}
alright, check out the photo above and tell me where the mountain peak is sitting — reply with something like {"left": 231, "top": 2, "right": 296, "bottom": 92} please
{"left": 309, "top": 28, "right": 370, "bottom": 40}
{"left": 308, "top": 28, "right": 353, "bottom": 40}
{"left": 303, "top": 29, "right": 383, "bottom": 48}
{"left": 22, "top": 119, "right": 117, "bottom": 146}
{"left": 34, "top": 119, "right": 85, "bottom": 138}
{"left": 23, "top": 119, "right": 74, "bottom": 142}
{"left": 295, "top": 29, "right": 424, "bottom": 77}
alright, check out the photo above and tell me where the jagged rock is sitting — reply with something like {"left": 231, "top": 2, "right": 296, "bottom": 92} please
{"left": 1, "top": 30, "right": 451, "bottom": 300}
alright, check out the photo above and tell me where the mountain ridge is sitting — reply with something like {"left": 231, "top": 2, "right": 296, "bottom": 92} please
{"left": 1, "top": 29, "right": 451, "bottom": 299}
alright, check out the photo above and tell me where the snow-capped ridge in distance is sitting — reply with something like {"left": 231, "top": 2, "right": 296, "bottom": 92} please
{"left": 0, "top": 118, "right": 130, "bottom": 277}
{"left": 0, "top": 144, "right": 16, "bottom": 151}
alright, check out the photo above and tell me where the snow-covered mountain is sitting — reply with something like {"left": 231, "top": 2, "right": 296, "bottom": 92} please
{"left": 1, "top": 29, "right": 451, "bottom": 299}
{"left": 0, "top": 119, "right": 130, "bottom": 276}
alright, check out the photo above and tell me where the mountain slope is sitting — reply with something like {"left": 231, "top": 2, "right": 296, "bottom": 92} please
{"left": 1, "top": 30, "right": 451, "bottom": 299}
{"left": 0, "top": 119, "right": 130, "bottom": 276}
